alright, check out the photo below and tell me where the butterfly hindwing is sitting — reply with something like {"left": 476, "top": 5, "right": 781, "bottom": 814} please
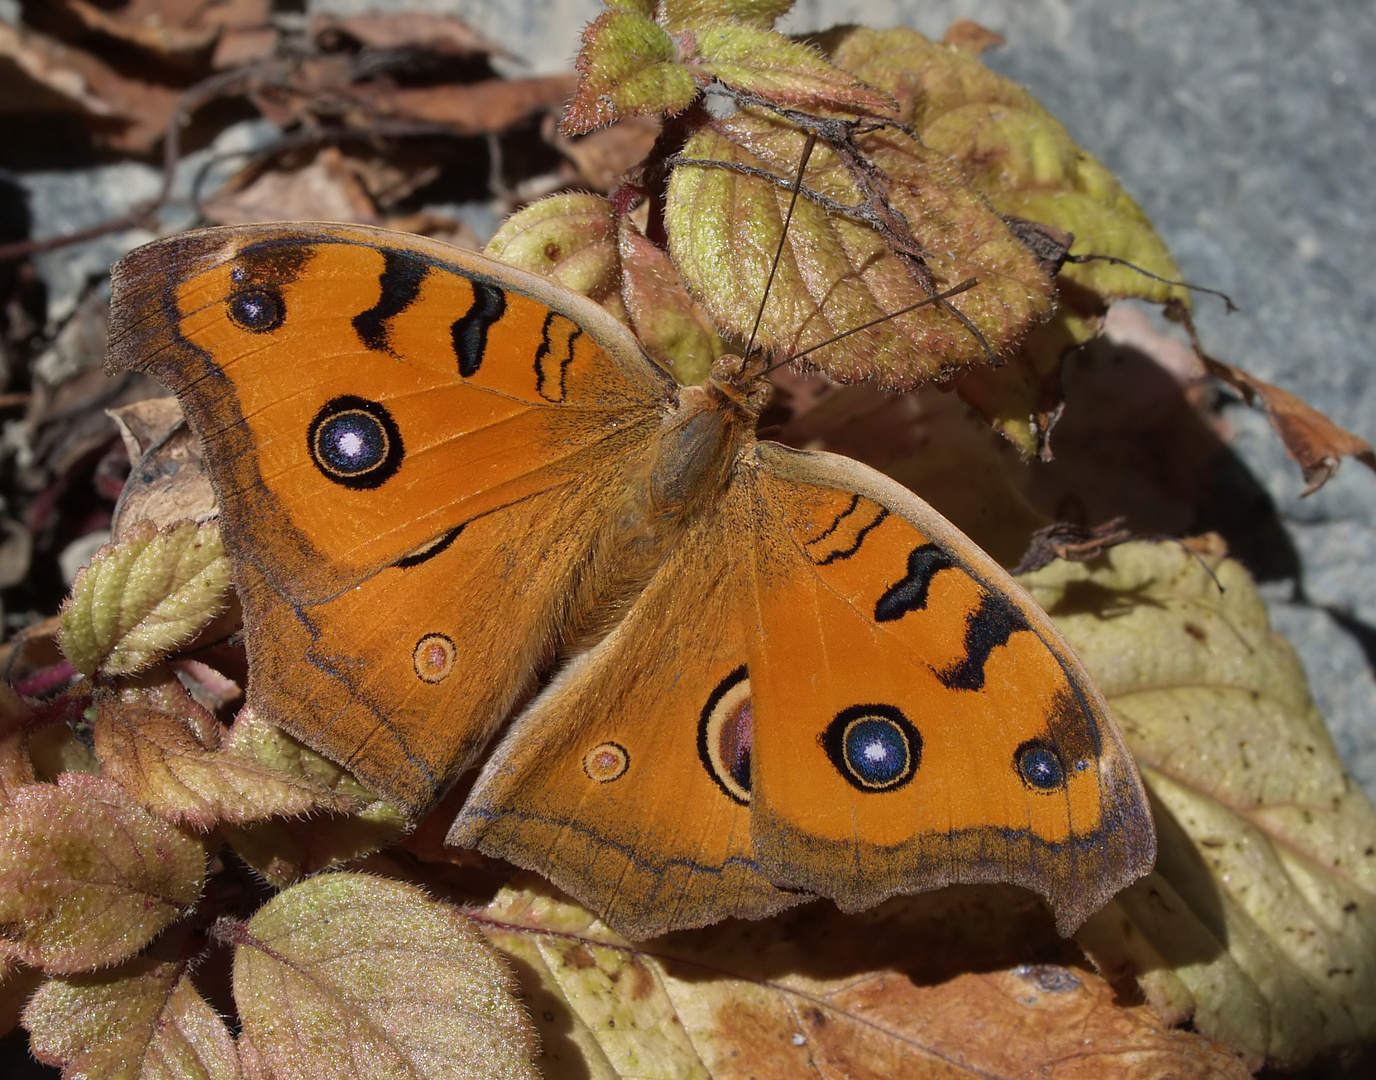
{"left": 450, "top": 485, "right": 802, "bottom": 937}
{"left": 744, "top": 443, "right": 1155, "bottom": 933}
{"left": 453, "top": 440, "right": 1153, "bottom": 936}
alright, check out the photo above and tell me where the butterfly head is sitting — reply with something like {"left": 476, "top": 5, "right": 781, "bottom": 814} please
{"left": 707, "top": 351, "right": 774, "bottom": 422}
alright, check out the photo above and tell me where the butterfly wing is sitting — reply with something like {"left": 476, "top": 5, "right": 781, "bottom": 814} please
{"left": 454, "top": 440, "right": 1153, "bottom": 937}
{"left": 449, "top": 483, "right": 803, "bottom": 937}
{"left": 743, "top": 443, "right": 1154, "bottom": 934}
{"left": 106, "top": 223, "right": 675, "bottom": 813}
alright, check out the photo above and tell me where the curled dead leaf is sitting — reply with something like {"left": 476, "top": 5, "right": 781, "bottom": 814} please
{"left": 1201, "top": 354, "right": 1376, "bottom": 495}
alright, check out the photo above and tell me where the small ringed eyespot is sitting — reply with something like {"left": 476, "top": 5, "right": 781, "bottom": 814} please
{"left": 412, "top": 634, "right": 456, "bottom": 684}
{"left": 583, "top": 742, "right": 630, "bottom": 783}
{"left": 306, "top": 396, "right": 404, "bottom": 489}
{"left": 1015, "top": 741, "right": 1067, "bottom": 791}
{"left": 822, "top": 704, "right": 920, "bottom": 792}
{"left": 226, "top": 288, "right": 285, "bottom": 333}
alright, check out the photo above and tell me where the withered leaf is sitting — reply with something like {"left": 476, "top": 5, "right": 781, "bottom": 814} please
{"left": 0, "top": 774, "right": 204, "bottom": 973}
{"left": 59, "top": 520, "right": 232, "bottom": 677}
{"left": 1202, "top": 355, "right": 1376, "bottom": 494}
{"left": 231, "top": 873, "right": 539, "bottom": 1080}
{"left": 1024, "top": 540, "right": 1376, "bottom": 1067}
{"left": 480, "top": 879, "right": 1249, "bottom": 1079}
{"left": 109, "top": 397, "right": 218, "bottom": 538}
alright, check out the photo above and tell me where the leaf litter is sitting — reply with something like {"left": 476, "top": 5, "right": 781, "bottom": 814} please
{"left": 0, "top": 1, "right": 1372, "bottom": 1077}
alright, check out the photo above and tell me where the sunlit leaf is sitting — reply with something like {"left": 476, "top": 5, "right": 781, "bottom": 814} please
{"left": 691, "top": 24, "right": 893, "bottom": 113}
{"left": 667, "top": 104, "right": 1053, "bottom": 387}
{"left": 485, "top": 192, "right": 624, "bottom": 310}
{"left": 59, "top": 521, "right": 232, "bottom": 677}
{"left": 563, "top": 10, "right": 698, "bottom": 135}
{"left": 0, "top": 774, "right": 204, "bottom": 973}
{"left": 1024, "top": 539, "right": 1376, "bottom": 1067}
{"left": 232, "top": 873, "right": 538, "bottom": 1080}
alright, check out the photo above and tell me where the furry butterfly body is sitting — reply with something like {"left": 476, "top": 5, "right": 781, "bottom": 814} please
{"left": 107, "top": 222, "right": 1154, "bottom": 937}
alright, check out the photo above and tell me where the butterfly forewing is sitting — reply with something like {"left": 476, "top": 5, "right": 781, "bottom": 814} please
{"left": 107, "top": 223, "right": 674, "bottom": 814}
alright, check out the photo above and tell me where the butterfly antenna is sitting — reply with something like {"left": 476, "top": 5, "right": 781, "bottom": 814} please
{"left": 762, "top": 277, "right": 980, "bottom": 375}
{"left": 1066, "top": 253, "right": 1238, "bottom": 313}
{"left": 743, "top": 131, "right": 818, "bottom": 365}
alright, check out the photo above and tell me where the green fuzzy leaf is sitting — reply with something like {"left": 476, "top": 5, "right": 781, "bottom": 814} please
{"left": 0, "top": 774, "right": 205, "bottom": 973}
{"left": 232, "top": 873, "right": 538, "bottom": 1080}
{"left": 692, "top": 24, "right": 894, "bottom": 113}
{"left": 60, "top": 521, "right": 231, "bottom": 677}
{"left": 24, "top": 929, "right": 238, "bottom": 1080}
{"left": 564, "top": 11, "right": 698, "bottom": 135}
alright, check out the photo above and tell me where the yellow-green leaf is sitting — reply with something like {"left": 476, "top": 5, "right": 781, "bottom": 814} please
{"left": 0, "top": 774, "right": 205, "bottom": 973}
{"left": 691, "top": 23, "right": 894, "bottom": 113}
{"left": 667, "top": 104, "right": 1053, "bottom": 386}
{"left": 59, "top": 520, "right": 231, "bottom": 677}
{"left": 660, "top": 0, "right": 795, "bottom": 33}
{"left": 232, "top": 873, "right": 538, "bottom": 1080}
{"left": 1023, "top": 539, "right": 1376, "bottom": 1067}
{"left": 485, "top": 192, "right": 625, "bottom": 313}
{"left": 563, "top": 11, "right": 698, "bottom": 135}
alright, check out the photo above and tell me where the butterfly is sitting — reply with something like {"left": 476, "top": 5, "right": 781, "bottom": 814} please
{"left": 105, "top": 221, "right": 1155, "bottom": 938}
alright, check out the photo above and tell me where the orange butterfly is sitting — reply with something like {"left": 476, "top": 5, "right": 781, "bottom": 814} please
{"left": 106, "top": 222, "right": 1154, "bottom": 937}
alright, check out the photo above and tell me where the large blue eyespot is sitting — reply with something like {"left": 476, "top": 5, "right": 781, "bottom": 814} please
{"left": 307, "top": 396, "right": 403, "bottom": 489}
{"left": 1015, "top": 741, "right": 1067, "bottom": 791}
{"left": 822, "top": 704, "right": 920, "bottom": 792}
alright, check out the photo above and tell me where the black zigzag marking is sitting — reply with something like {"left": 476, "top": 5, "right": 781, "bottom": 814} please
{"left": 354, "top": 249, "right": 429, "bottom": 356}
{"left": 937, "top": 593, "right": 1031, "bottom": 691}
{"left": 874, "top": 544, "right": 958, "bottom": 622}
{"left": 534, "top": 312, "right": 582, "bottom": 402}
{"left": 451, "top": 282, "right": 507, "bottom": 377}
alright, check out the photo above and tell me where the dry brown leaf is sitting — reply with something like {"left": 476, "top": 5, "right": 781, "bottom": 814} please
{"left": 1203, "top": 355, "right": 1376, "bottom": 494}
{"left": 479, "top": 879, "right": 1249, "bottom": 1079}
{"left": 0, "top": 19, "right": 181, "bottom": 152}
{"left": 203, "top": 145, "right": 381, "bottom": 226}
{"left": 52, "top": 0, "right": 271, "bottom": 66}
{"left": 312, "top": 11, "right": 503, "bottom": 58}
{"left": 558, "top": 115, "right": 662, "bottom": 192}
{"left": 941, "top": 19, "right": 1007, "bottom": 56}
{"left": 109, "top": 396, "right": 218, "bottom": 537}
{"left": 347, "top": 74, "right": 579, "bottom": 135}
